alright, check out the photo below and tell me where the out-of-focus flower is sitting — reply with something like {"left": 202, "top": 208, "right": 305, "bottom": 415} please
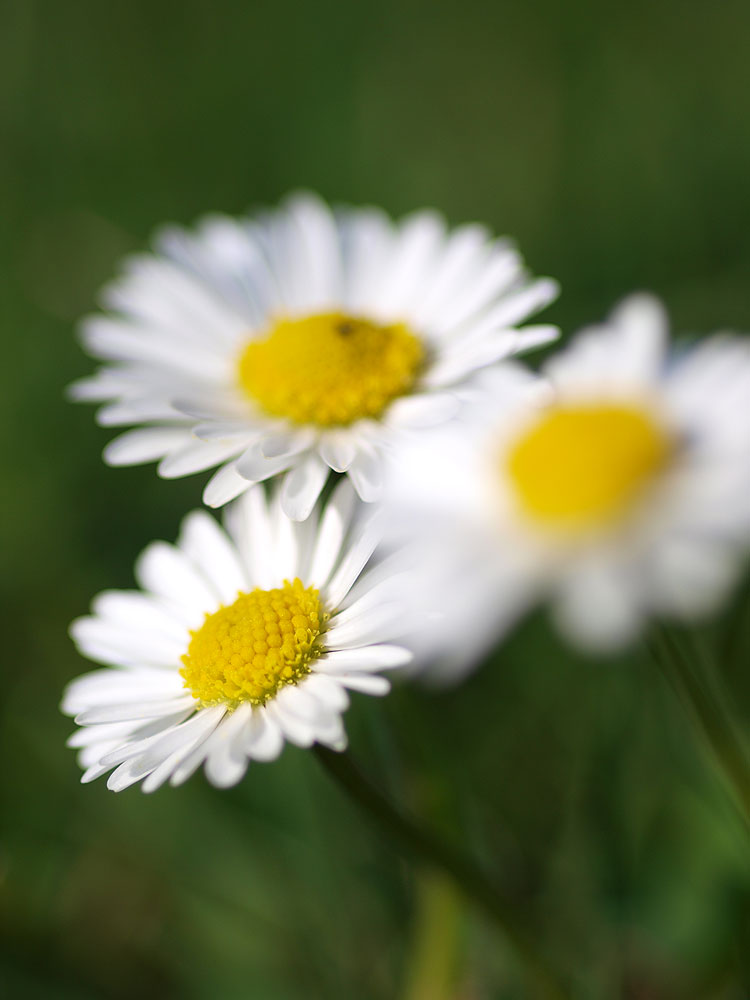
{"left": 382, "top": 294, "right": 750, "bottom": 677}
{"left": 70, "top": 192, "right": 558, "bottom": 519}
{"left": 62, "top": 481, "right": 411, "bottom": 791}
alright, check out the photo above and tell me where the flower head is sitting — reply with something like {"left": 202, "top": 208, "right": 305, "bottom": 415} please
{"left": 382, "top": 294, "right": 750, "bottom": 674}
{"left": 63, "top": 481, "right": 412, "bottom": 791}
{"left": 70, "top": 192, "right": 558, "bottom": 519}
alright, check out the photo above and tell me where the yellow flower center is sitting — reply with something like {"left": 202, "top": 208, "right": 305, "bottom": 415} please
{"left": 180, "top": 579, "right": 326, "bottom": 708}
{"left": 238, "top": 311, "right": 424, "bottom": 426}
{"left": 506, "top": 402, "right": 672, "bottom": 532}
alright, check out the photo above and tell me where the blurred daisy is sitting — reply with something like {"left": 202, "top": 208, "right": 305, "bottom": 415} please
{"left": 62, "top": 481, "right": 411, "bottom": 791}
{"left": 70, "top": 192, "right": 558, "bottom": 519}
{"left": 383, "top": 294, "right": 750, "bottom": 673}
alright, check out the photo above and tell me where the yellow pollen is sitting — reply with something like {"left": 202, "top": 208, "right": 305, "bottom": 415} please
{"left": 237, "top": 311, "right": 424, "bottom": 426}
{"left": 506, "top": 402, "right": 672, "bottom": 532}
{"left": 180, "top": 579, "right": 327, "bottom": 708}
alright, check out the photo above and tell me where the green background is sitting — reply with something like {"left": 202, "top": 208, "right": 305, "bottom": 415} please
{"left": 2, "top": 0, "right": 749, "bottom": 996}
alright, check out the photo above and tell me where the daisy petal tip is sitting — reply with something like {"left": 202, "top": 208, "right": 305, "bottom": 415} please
{"left": 280, "top": 495, "right": 314, "bottom": 522}
{"left": 65, "top": 379, "right": 89, "bottom": 402}
{"left": 201, "top": 486, "right": 224, "bottom": 509}
{"left": 105, "top": 772, "right": 127, "bottom": 793}
{"left": 611, "top": 291, "right": 668, "bottom": 334}
{"left": 349, "top": 475, "right": 383, "bottom": 504}
{"left": 202, "top": 464, "right": 251, "bottom": 508}
{"left": 540, "top": 276, "right": 561, "bottom": 302}
{"left": 80, "top": 768, "right": 104, "bottom": 785}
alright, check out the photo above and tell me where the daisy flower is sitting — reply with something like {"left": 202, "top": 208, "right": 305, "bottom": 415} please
{"left": 382, "top": 294, "right": 750, "bottom": 675}
{"left": 62, "top": 481, "right": 412, "bottom": 791}
{"left": 69, "top": 192, "right": 559, "bottom": 519}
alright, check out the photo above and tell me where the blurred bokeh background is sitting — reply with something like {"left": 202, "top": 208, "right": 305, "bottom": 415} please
{"left": 2, "top": 0, "right": 749, "bottom": 996}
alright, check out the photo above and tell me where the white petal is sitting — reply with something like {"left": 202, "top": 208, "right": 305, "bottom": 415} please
{"left": 268, "top": 488, "right": 301, "bottom": 580}
{"left": 324, "top": 602, "right": 405, "bottom": 649}
{"left": 135, "top": 541, "right": 219, "bottom": 617}
{"left": 97, "top": 397, "right": 183, "bottom": 427}
{"left": 172, "top": 389, "right": 249, "bottom": 422}
{"left": 259, "top": 428, "right": 316, "bottom": 460}
{"left": 193, "top": 421, "right": 258, "bottom": 443}
{"left": 410, "top": 223, "right": 492, "bottom": 326}
{"left": 242, "top": 708, "right": 285, "bottom": 761}
{"left": 82, "top": 760, "right": 120, "bottom": 784}
{"left": 178, "top": 510, "right": 249, "bottom": 603}
{"left": 265, "top": 700, "right": 315, "bottom": 747}
{"left": 91, "top": 591, "right": 189, "bottom": 642}
{"left": 102, "top": 255, "right": 246, "bottom": 349}
{"left": 68, "top": 369, "right": 136, "bottom": 401}
{"left": 236, "top": 441, "right": 300, "bottom": 483}
{"left": 104, "top": 427, "right": 191, "bottom": 466}
{"left": 334, "top": 673, "right": 392, "bottom": 696}
{"left": 157, "top": 217, "right": 279, "bottom": 327}
{"left": 142, "top": 706, "right": 227, "bottom": 791}
{"left": 76, "top": 695, "right": 195, "bottom": 725}
{"left": 283, "top": 193, "right": 343, "bottom": 309}
{"left": 105, "top": 706, "right": 224, "bottom": 791}
{"left": 280, "top": 454, "right": 329, "bottom": 521}
{"left": 553, "top": 567, "right": 642, "bottom": 653}
{"left": 225, "top": 486, "right": 275, "bottom": 588}
{"left": 370, "top": 211, "right": 445, "bottom": 317}
{"left": 513, "top": 324, "right": 561, "bottom": 354}
{"left": 274, "top": 684, "right": 332, "bottom": 724}
{"left": 80, "top": 315, "right": 231, "bottom": 377}
{"left": 335, "top": 550, "right": 412, "bottom": 612}
{"left": 157, "top": 439, "right": 244, "bottom": 479}
{"left": 479, "top": 277, "right": 559, "bottom": 330}
{"left": 311, "top": 714, "right": 347, "bottom": 750}
{"left": 62, "top": 667, "right": 182, "bottom": 714}
{"left": 323, "top": 517, "right": 381, "bottom": 608}
{"left": 609, "top": 292, "right": 668, "bottom": 382}
{"left": 300, "top": 673, "right": 349, "bottom": 712}
{"left": 318, "top": 432, "right": 358, "bottom": 473}
{"left": 98, "top": 709, "right": 201, "bottom": 767}
{"left": 385, "top": 393, "right": 460, "bottom": 428}
{"left": 316, "top": 644, "right": 412, "bottom": 673}
{"left": 203, "top": 461, "right": 251, "bottom": 507}
{"left": 424, "top": 327, "right": 558, "bottom": 387}
{"left": 70, "top": 616, "right": 186, "bottom": 667}
{"left": 308, "top": 478, "right": 358, "bottom": 588}
{"left": 338, "top": 207, "right": 395, "bottom": 314}
{"left": 347, "top": 448, "right": 383, "bottom": 503}
{"left": 427, "top": 244, "right": 521, "bottom": 334}
{"left": 166, "top": 706, "right": 230, "bottom": 786}
{"left": 651, "top": 538, "right": 737, "bottom": 618}
{"left": 329, "top": 565, "right": 411, "bottom": 623}
{"left": 204, "top": 703, "right": 253, "bottom": 788}
{"left": 67, "top": 720, "right": 138, "bottom": 748}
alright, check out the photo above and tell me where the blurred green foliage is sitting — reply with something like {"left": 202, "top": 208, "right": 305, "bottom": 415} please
{"left": 1, "top": 0, "right": 749, "bottom": 996}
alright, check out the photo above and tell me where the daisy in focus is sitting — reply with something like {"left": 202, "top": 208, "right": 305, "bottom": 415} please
{"left": 383, "top": 294, "right": 750, "bottom": 674}
{"left": 62, "top": 481, "right": 411, "bottom": 791}
{"left": 70, "top": 192, "right": 558, "bottom": 519}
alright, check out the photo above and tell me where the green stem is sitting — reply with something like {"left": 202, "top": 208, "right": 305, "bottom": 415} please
{"left": 314, "top": 745, "right": 570, "bottom": 1000}
{"left": 402, "top": 869, "right": 462, "bottom": 1000}
{"left": 646, "top": 626, "right": 750, "bottom": 829}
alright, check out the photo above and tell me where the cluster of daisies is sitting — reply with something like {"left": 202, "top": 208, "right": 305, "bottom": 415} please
{"left": 63, "top": 192, "right": 750, "bottom": 791}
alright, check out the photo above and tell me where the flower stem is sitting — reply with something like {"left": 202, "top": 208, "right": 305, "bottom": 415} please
{"left": 646, "top": 625, "right": 750, "bottom": 829}
{"left": 314, "top": 745, "right": 571, "bottom": 1000}
{"left": 402, "top": 869, "right": 463, "bottom": 1000}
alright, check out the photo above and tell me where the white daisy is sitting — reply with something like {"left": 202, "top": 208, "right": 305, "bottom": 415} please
{"left": 69, "top": 192, "right": 559, "bottom": 519}
{"left": 62, "top": 480, "right": 412, "bottom": 791}
{"left": 382, "top": 294, "right": 750, "bottom": 675}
